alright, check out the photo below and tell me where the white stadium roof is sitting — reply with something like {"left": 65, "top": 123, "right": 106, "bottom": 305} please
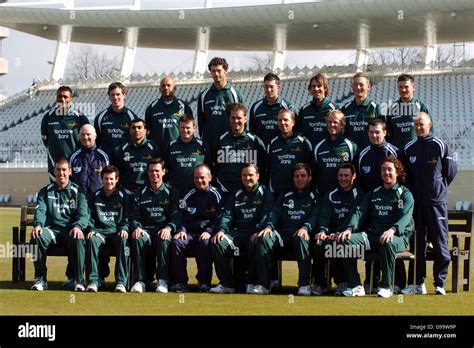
{"left": 0, "top": 0, "right": 473, "bottom": 51}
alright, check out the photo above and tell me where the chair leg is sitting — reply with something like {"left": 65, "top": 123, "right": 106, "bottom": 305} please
{"left": 277, "top": 260, "right": 283, "bottom": 288}
{"left": 452, "top": 251, "right": 459, "bottom": 293}
{"left": 369, "top": 261, "right": 374, "bottom": 294}
{"left": 12, "top": 227, "right": 19, "bottom": 283}
{"left": 463, "top": 252, "right": 470, "bottom": 291}
{"left": 325, "top": 259, "right": 331, "bottom": 289}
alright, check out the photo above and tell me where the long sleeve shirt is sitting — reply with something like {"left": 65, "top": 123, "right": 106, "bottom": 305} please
{"left": 88, "top": 187, "right": 130, "bottom": 235}
{"left": 267, "top": 133, "right": 313, "bottom": 195}
{"left": 345, "top": 183, "right": 414, "bottom": 239}
{"left": 404, "top": 133, "right": 457, "bottom": 206}
{"left": 216, "top": 182, "right": 274, "bottom": 235}
{"left": 34, "top": 182, "right": 89, "bottom": 232}
{"left": 317, "top": 186, "right": 365, "bottom": 234}
{"left": 130, "top": 183, "right": 182, "bottom": 233}
{"left": 179, "top": 185, "right": 223, "bottom": 235}
{"left": 265, "top": 188, "right": 321, "bottom": 236}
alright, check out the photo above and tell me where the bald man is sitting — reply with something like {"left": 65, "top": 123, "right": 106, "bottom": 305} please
{"left": 67, "top": 124, "right": 110, "bottom": 288}
{"left": 145, "top": 76, "right": 193, "bottom": 149}
{"left": 402, "top": 112, "right": 457, "bottom": 295}
{"left": 70, "top": 124, "right": 110, "bottom": 197}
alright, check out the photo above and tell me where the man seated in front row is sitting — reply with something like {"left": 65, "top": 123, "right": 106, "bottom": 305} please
{"left": 210, "top": 163, "right": 274, "bottom": 294}
{"left": 258, "top": 163, "right": 320, "bottom": 296}
{"left": 339, "top": 156, "right": 414, "bottom": 298}
{"left": 30, "top": 158, "right": 89, "bottom": 291}
{"left": 85, "top": 165, "right": 130, "bottom": 293}
{"left": 129, "top": 158, "right": 183, "bottom": 293}
{"left": 170, "top": 164, "right": 223, "bottom": 292}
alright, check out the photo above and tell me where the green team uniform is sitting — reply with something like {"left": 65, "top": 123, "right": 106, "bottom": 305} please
{"left": 41, "top": 106, "right": 90, "bottom": 181}
{"left": 313, "top": 186, "right": 365, "bottom": 287}
{"left": 267, "top": 133, "right": 313, "bottom": 195}
{"left": 163, "top": 136, "right": 210, "bottom": 196}
{"left": 114, "top": 137, "right": 160, "bottom": 192}
{"left": 313, "top": 134, "right": 358, "bottom": 195}
{"left": 32, "top": 182, "right": 89, "bottom": 284}
{"left": 145, "top": 97, "right": 193, "bottom": 148}
{"left": 249, "top": 96, "right": 293, "bottom": 146}
{"left": 340, "top": 98, "right": 381, "bottom": 149}
{"left": 296, "top": 98, "right": 338, "bottom": 146}
{"left": 264, "top": 189, "right": 320, "bottom": 286}
{"left": 94, "top": 106, "right": 139, "bottom": 158}
{"left": 130, "top": 183, "right": 182, "bottom": 283}
{"left": 212, "top": 183, "right": 274, "bottom": 288}
{"left": 342, "top": 183, "right": 414, "bottom": 289}
{"left": 197, "top": 82, "right": 244, "bottom": 149}
{"left": 213, "top": 131, "right": 267, "bottom": 193}
{"left": 386, "top": 98, "right": 432, "bottom": 150}
{"left": 86, "top": 187, "right": 131, "bottom": 287}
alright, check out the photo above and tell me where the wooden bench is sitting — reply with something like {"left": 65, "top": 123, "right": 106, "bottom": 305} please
{"left": 12, "top": 205, "right": 134, "bottom": 288}
{"left": 425, "top": 210, "right": 472, "bottom": 293}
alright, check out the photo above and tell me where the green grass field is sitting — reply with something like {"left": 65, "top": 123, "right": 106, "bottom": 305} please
{"left": 1, "top": 207, "right": 473, "bottom": 316}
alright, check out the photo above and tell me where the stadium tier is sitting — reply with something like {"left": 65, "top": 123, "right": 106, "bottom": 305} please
{"left": 0, "top": 72, "right": 472, "bottom": 166}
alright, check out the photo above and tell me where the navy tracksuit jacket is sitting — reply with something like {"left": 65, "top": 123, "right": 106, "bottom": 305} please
{"left": 404, "top": 133, "right": 457, "bottom": 287}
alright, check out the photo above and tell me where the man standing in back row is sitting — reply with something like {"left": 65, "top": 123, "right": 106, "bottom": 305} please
{"left": 94, "top": 82, "right": 139, "bottom": 158}
{"left": 197, "top": 57, "right": 244, "bottom": 151}
{"left": 386, "top": 74, "right": 433, "bottom": 150}
{"left": 41, "top": 86, "right": 89, "bottom": 182}
{"left": 249, "top": 73, "right": 293, "bottom": 146}
{"left": 145, "top": 76, "right": 193, "bottom": 149}
{"left": 402, "top": 112, "right": 457, "bottom": 296}
{"left": 341, "top": 72, "right": 381, "bottom": 149}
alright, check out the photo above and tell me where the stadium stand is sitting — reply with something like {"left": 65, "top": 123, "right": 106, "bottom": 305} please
{"left": 0, "top": 69, "right": 472, "bottom": 167}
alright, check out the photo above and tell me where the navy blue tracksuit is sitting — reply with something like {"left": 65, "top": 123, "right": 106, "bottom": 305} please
{"left": 404, "top": 133, "right": 457, "bottom": 287}
{"left": 356, "top": 141, "right": 402, "bottom": 192}
{"left": 170, "top": 185, "right": 223, "bottom": 287}
{"left": 70, "top": 145, "right": 110, "bottom": 197}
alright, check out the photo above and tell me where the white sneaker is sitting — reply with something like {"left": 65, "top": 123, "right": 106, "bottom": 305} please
{"left": 297, "top": 285, "right": 312, "bottom": 296}
{"left": 131, "top": 281, "right": 146, "bottom": 293}
{"left": 311, "top": 285, "right": 328, "bottom": 296}
{"left": 115, "top": 284, "right": 127, "bottom": 293}
{"left": 74, "top": 282, "right": 85, "bottom": 292}
{"left": 334, "top": 283, "right": 347, "bottom": 296}
{"left": 31, "top": 278, "right": 48, "bottom": 291}
{"left": 252, "top": 285, "right": 270, "bottom": 295}
{"left": 377, "top": 287, "right": 393, "bottom": 298}
{"left": 156, "top": 279, "right": 168, "bottom": 293}
{"left": 246, "top": 284, "right": 255, "bottom": 294}
{"left": 401, "top": 283, "right": 427, "bottom": 295}
{"left": 209, "top": 284, "right": 235, "bottom": 294}
{"left": 86, "top": 283, "right": 98, "bottom": 292}
{"left": 342, "top": 285, "right": 366, "bottom": 297}
{"left": 434, "top": 286, "right": 446, "bottom": 295}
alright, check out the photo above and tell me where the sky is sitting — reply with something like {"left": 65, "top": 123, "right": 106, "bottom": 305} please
{"left": 0, "top": 29, "right": 359, "bottom": 97}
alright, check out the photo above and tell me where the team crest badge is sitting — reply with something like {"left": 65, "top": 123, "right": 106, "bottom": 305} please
{"left": 362, "top": 166, "right": 371, "bottom": 173}
{"left": 409, "top": 156, "right": 416, "bottom": 163}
